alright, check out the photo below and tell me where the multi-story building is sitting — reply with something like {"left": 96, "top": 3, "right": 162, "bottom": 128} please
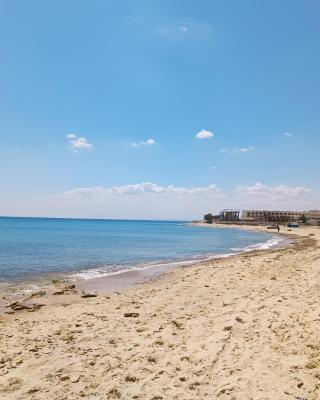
{"left": 219, "top": 209, "right": 240, "bottom": 221}
{"left": 306, "top": 210, "right": 320, "bottom": 224}
{"left": 242, "top": 210, "right": 304, "bottom": 223}
{"left": 242, "top": 209, "right": 320, "bottom": 224}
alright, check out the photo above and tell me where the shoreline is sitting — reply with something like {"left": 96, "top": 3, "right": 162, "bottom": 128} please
{"left": 78, "top": 226, "right": 291, "bottom": 294}
{"left": 0, "top": 226, "right": 319, "bottom": 398}
{"left": 0, "top": 224, "right": 290, "bottom": 311}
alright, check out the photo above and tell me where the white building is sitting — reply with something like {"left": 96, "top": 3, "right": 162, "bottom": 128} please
{"left": 242, "top": 209, "right": 320, "bottom": 224}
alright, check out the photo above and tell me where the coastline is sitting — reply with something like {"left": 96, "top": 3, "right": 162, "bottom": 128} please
{"left": 0, "top": 223, "right": 288, "bottom": 310}
{"left": 0, "top": 225, "right": 319, "bottom": 398}
{"left": 78, "top": 224, "right": 291, "bottom": 294}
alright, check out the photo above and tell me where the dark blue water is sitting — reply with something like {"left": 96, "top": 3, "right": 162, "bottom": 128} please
{"left": 0, "top": 217, "right": 275, "bottom": 283}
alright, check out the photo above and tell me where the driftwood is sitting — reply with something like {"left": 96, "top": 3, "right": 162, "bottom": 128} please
{"left": 6, "top": 301, "right": 44, "bottom": 312}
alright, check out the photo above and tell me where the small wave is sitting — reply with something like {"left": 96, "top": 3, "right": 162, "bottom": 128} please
{"left": 68, "top": 258, "right": 204, "bottom": 280}
{"left": 67, "top": 235, "right": 289, "bottom": 281}
{"left": 231, "top": 235, "right": 287, "bottom": 252}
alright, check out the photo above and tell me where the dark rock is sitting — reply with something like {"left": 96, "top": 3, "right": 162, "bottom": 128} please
{"left": 125, "top": 375, "right": 138, "bottom": 382}
{"left": 6, "top": 302, "right": 44, "bottom": 312}
{"left": 124, "top": 312, "right": 139, "bottom": 317}
{"left": 171, "top": 320, "right": 183, "bottom": 329}
{"left": 81, "top": 292, "right": 98, "bottom": 298}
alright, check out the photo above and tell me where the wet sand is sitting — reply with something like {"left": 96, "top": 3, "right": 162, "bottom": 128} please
{"left": 0, "top": 225, "right": 319, "bottom": 399}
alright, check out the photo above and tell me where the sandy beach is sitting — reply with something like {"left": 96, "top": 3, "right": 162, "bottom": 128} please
{"left": 0, "top": 225, "right": 319, "bottom": 399}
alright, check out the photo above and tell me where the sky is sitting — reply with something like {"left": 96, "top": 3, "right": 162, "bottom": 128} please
{"left": 0, "top": 0, "right": 319, "bottom": 219}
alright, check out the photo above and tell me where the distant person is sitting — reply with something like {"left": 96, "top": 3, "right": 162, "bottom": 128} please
{"left": 277, "top": 225, "right": 280, "bottom": 233}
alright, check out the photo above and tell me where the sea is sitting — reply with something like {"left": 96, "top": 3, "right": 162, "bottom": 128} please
{"left": 0, "top": 217, "right": 285, "bottom": 290}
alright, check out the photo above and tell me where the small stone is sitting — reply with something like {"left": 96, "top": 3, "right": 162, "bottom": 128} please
{"left": 171, "top": 320, "right": 183, "bottom": 329}
{"left": 148, "top": 355, "right": 156, "bottom": 363}
{"left": 70, "top": 374, "right": 81, "bottom": 383}
{"left": 297, "top": 381, "right": 304, "bottom": 388}
{"left": 124, "top": 313, "right": 139, "bottom": 318}
{"left": 125, "top": 375, "right": 138, "bottom": 382}
{"left": 306, "top": 360, "right": 317, "bottom": 369}
{"left": 108, "top": 388, "right": 121, "bottom": 398}
{"left": 223, "top": 326, "right": 232, "bottom": 331}
{"left": 27, "top": 387, "right": 40, "bottom": 394}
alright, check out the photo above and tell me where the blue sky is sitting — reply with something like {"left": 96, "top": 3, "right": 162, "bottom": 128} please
{"left": 0, "top": 0, "right": 319, "bottom": 218}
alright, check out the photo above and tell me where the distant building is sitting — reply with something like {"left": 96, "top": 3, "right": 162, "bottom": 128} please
{"left": 219, "top": 209, "right": 240, "bottom": 222}
{"left": 242, "top": 209, "right": 320, "bottom": 224}
{"left": 306, "top": 210, "right": 320, "bottom": 225}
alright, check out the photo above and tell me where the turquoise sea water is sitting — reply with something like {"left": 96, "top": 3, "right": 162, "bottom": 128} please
{"left": 0, "top": 217, "right": 278, "bottom": 284}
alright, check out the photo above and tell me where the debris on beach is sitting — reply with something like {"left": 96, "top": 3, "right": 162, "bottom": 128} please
{"left": 81, "top": 292, "right": 98, "bottom": 298}
{"left": 5, "top": 301, "right": 44, "bottom": 312}
{"left": 52, "top": 282, "right": 77, "bottom": 295}
{"left": 124, "top": 312, "right": 139, "bottom": 317}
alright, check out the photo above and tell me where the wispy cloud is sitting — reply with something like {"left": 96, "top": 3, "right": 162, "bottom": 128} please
{"left": 209, "top": 166, "right": 216, "bottom": 170}
{"left": 177, "top": 26, "right": 188, "bottom": 39}
{"left": 195, "top": 129, "right": 214, "bottom": 139}
{"left": 154, "top": 19, "right": 213, "bottom": 42}
{"left": 64, "top": 182, "right": 223, "bottom": 199}
{"left": 219, "top": 147, "right": 255, "bottom": 153}
{"left": 130, "top": 138, "right": 157, "bottom": 148}
{"left": 284, "top": 132, "right": 293, "bottom": 138}
{"left": 66, "top": 134, "right": 93, "bottom": 151}
{"left": 155, "top": 25, "right": 188, "bottom": 41}
{"left": 233, "top": 146, "right": 255, "bottom": 153}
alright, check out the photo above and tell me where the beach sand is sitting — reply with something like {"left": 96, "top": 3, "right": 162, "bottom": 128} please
{"left": 0, "top": 225, "right": 319, "bottom": 399}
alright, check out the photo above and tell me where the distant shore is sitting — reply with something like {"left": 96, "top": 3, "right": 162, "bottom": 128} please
{"left": 0, "top": 225, "right": 319, "bottom": 399}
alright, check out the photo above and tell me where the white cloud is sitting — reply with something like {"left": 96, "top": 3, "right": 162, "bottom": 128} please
{"left": 236, "top": 182, "right": 314, "bottom": 210}
{"left": 130, "top": 138, "right": 157, "bottom": 148}
{"left": 64, "top": 182, "right": 223, "bottom": 198}
{"left": 284, "top": 132, "right": 293, "bottom": 138}
{"left": 233, "top": 146, "right": 255, "bottom": 153}
{"left": 1, "top": 182, "right": 318, "bottom": 219}
{"left": 195, "top": 130, "right": 214, "bottom": 139}
{"left": 219, "top": 148, "right": 229, "bottom": 153}
{"left": 67, "top": 134, "right": 93, "bottom": 151}
{"left": 58, "top": 182, "right": 318, "bottom": 219}
{"left": 61, "top": 182, "right": 225, "bottom": 219}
